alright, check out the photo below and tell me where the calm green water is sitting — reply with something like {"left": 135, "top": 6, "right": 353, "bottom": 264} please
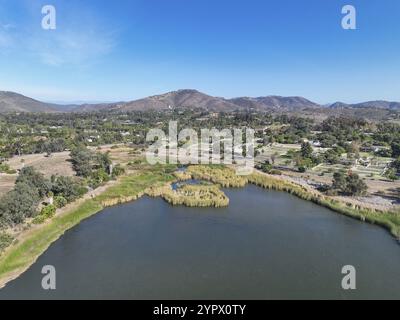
{"left": 1, "top": 185, "right": 400, "bottom": 299}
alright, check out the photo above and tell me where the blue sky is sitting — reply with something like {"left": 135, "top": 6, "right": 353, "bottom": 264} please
{"left": 0, "top": 0, "right": 399, "bottom": 104}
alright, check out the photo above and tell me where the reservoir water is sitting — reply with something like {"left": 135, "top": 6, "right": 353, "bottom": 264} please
{"left": 1, "top": 185, "right": 400, "bottom": 299}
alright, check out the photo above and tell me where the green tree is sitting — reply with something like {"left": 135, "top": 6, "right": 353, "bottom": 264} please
{"left": 324, "top": 149, "right": 340, "bottom": 164}
{"left": 301, "top": 141, "right": 313, "bottom": 159}
{"left": 345, "top": 173, "right": 368, "bottom": 196}
{"left": 332, "top": 171, "right": 367, "bottom": 196}
{"left": 257, "top": 160, "right": 272, "bottom": 173}
{"left": 391, "top": 142, "right": 400, "bottom": 158}
{"left": 332, "top": 171, "right": 347, "bottom": 191}
{"left": 51, "top": 176, "right": 85, "bottom": 201}
{"left": 384, "top": 168, "right": 398, "bottom": 181}
{"left": 89, "top": 168, "right": 110, "bottom": 188}
{"left": 16, "top": 166, "right": 50, "bottom": 198}
{"left": 70, "top": 147, "right": 93, "bottom": 177}
{"left": 95, "top": 151, "right": 112, "bottom": 172}
{"left": 112, "top": 164, "right": 125, "bottom": 177}
{"left": 0, "top": 182, "right": 41, "bottom": 225}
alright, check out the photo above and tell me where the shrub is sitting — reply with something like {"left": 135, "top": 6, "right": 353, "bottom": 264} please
{"left": 40, "top": 204, "right": 56, "bottom": 218}
{"left": 32, "top": 204, "right": 56, "bottom": 224}
{"left": 270, "top": 169, "right": 282, "bottom": 175}
{"left": 257, "top": 161, "right": 272, "bottom": 173}
{"left": 298, "top": 166, "right": 306, "bottom": 173}
{"left": 0, "top": 163, "right": 9, "bottom": 173}
{"left": 89, "top": 168, "right": 110, "bottom": 188}
{"left": 384, "top": 168, "right": 398, "bottom": 181}
{"left": 0, "top": 232, "right": 13, "bottom": 253}
{"left": 77, "top": 186, "right": 88, "bottom": 197}
{"left": 0, "top": 163, "right": 16, "bottom": 174}
{"left": 54, "top": 196, "right": 68, "bottom": 208}
{"left": 32, "top": 215, "right": 47, "bottom": 224}
{"left": 112, "top": 164, "right": 125, "bottom": 177}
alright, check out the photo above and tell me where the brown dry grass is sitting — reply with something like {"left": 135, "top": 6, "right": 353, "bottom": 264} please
{"left": 5, "top": 151, "right": 74, "bottom": 178}
{"left": 0, "top": 174, "right": 17, "bottom": 197}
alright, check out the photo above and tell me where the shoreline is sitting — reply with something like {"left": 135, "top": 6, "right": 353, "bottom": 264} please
{"left": 0, "top": 165, "right": 177, "bottom": 289}
{"left": 0, "top": 165, "right": 399, "bottom": 289}
{"left": 186, "top": 165, "right": 400, "bottom": 240}
{"left": 248, "top": 171, "right": 400, "bottom": 240}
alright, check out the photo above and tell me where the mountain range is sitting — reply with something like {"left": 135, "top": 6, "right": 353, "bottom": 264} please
{"left": 0, "top": 89, "right": 399, "bottom": 113}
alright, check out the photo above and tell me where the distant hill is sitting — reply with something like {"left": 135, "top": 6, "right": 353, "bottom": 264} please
{"left": 71, "top": 90, "right": 322, "bottom": 112}
{"left": 113, "top": 89, "right": 240, "bottom": 112}
{"left": 67, "top": 89, "right": 240, "bottom": 112}
{"left": 229, "top": 95, "right": 320, "bottom": 110}
{"left": 1, "top": 89, "right": 400, "bottom": 114}
{"left": 330, "top": 100, "right": 400, "bottom": 110}
{"left": 0, "top": 91, "right": 60, "bottom": 113}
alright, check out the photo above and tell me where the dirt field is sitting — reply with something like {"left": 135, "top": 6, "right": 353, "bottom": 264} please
{"left": 282, "top": 170, "right": 400, "bottom": 207}
{"left": 0, "top": 174, "right": 17, "bottom": 197}
{"left": 0, "top": 152, "right": 74, "bottom": 197}
{"left": 0, "top": 145, "right": 139, "bottom": 197}
{"left": 5, "top": 151, "right": 74, "bottom": 178}
{"left": 93, "top": 145, "right": 140, "bottom": 165}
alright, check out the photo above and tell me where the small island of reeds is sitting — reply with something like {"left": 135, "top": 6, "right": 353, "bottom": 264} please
{"left": 146, "top": 183, "right": 229, "bottom": 207}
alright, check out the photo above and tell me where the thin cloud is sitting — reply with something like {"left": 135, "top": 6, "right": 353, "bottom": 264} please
{"left": 1, "top": 23, "right": 14, "bottom": 30}
{"left": 28, "top": 28, "right": 117, "bottom": 66}
{"left": 0, "top": 23, "right": 14, "bottom": 48}
{"left": 0, "top": 5, "right": 118, "bottom": 67}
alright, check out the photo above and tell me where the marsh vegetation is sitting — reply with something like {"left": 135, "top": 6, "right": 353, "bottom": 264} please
{"left": 147, "top": 184, "right": 229, "bottom": 207}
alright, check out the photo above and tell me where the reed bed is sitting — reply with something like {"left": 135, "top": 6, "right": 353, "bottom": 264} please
{"left": 173, "top": 171, "right": 192, "bottom": 181}
{"left": 187, "top": 165, "right": 247, "bottom": 187}
{"left": 147, "top": 184, "right": 229, "bottom": 207}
